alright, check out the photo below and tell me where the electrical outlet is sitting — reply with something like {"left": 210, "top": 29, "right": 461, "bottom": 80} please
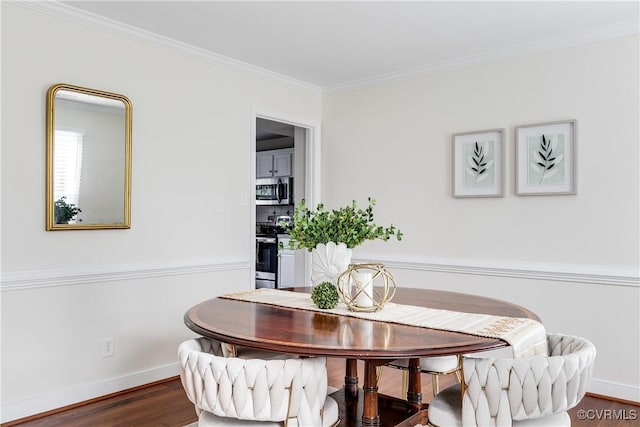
{"left": 102, "top": 337, "right": 114, "bottom": 358}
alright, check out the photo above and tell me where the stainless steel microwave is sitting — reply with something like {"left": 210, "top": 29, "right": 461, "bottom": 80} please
{"left": 256, "top": 177, "right": 293, "bottom": 205}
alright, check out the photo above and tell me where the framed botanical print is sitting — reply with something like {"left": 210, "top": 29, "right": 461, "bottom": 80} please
{"left": 515, "top": 120, "right": 576, "bottom": 195}
{"left": 452, "top": 128, "right": 505, "bottom": 198}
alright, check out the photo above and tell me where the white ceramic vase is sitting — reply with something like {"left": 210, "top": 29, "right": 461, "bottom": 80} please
{"left": 311, "top": 242, "right": 352, "bottom": 286}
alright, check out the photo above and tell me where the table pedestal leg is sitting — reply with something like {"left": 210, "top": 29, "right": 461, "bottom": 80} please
{"left": 362, "top": 361, "right": 380, "bottom": 426}
{"left": 406, "top": 358, "right": 422, "bottom": 412}
{"left": 344, "top": 358, "right": 359, "bottom": 400}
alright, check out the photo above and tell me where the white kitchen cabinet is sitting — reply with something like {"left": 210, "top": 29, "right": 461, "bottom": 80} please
{"left": 277, "top": 236, "right": 295, "bottom": 288}
{"left": 257, "top": 149, "right": 292, "bottom": 178}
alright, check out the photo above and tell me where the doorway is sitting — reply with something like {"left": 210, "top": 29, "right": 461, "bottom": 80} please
{"left": 252, "top": 111, "right": 320, "bottom": 288}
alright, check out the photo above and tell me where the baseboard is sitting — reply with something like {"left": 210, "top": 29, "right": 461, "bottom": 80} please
{"left": 0, "top": 363, "right": 180, "bottom": 424}
{"left": 589, "top": 378, "right": 640, "bottom": 404}
{"left": 2, "top": 365, "right": 636, "bottom": 424}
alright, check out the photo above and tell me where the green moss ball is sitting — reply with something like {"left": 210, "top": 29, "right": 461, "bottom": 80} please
{"left": 311, "top": 282, "right": 339, "bottom": 309}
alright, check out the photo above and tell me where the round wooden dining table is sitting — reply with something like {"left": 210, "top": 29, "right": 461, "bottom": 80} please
{"left": 184, "top": 287, "right": 540, "bottom": 427}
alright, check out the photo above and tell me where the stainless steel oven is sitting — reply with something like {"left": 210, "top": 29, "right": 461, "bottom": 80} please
{"left": 256, "top": 177, "right": 293, "bottom": 205}
{"left": 255, "top": 236, "right": 278, "bottom": 289}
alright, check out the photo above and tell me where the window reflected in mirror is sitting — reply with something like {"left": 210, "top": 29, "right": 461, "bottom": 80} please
{"left": 46, "top": 84, "right": 132, "bottom": 230}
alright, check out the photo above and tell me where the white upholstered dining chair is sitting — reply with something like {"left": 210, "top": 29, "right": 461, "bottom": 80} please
{"left": 386, "top": 355, "right": 462, "bottom": 397}
{"left": 178, "top": 337, "right": 340, "bottom": 427}
{"left": 219, "top": 342, "right": 299, "bottom": 360}
{"left": 427, "top": 333, "right": 596, "bottom": 427}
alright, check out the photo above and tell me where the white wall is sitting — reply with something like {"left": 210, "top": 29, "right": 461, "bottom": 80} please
{"left": 0, "top": 3, "right": 321, "bottom": 422}
{"left": 1, "top": 2, "right": 638, "bottom": 422}
{"left": 322, "top": 35, "right": 640, "bottom": 401}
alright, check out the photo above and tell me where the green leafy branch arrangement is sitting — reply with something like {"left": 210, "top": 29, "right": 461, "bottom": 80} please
{"left": 285, "top": 197, "right": 402, "bottom": 251}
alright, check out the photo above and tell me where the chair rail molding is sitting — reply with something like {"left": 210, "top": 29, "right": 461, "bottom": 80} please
{"left": 353, "top": 254, "right": 640, "bottom": 288}
{"left": 3, "top": 256, "right": 637, "bottom": 292}
{"left": 0, "top": 259, "right": 250, "bottom": 291}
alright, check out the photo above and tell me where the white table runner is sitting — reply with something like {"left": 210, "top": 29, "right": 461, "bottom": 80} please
{"left": 221, "top": 288, "right": 547, "bottom": 358}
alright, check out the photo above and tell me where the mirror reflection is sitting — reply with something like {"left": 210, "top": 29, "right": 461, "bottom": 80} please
{"left": 46, "top": 84, "right": 132, "bottom": 230}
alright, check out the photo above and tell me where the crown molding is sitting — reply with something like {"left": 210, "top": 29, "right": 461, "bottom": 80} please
{"left": 13, "top": 1, "right": 638, "bottom": 96}
{"left": 11, "top": 0, "right": 322, "bottom": 94}
{"left": 323, "top": 20, "right": 640, "bottom": 94}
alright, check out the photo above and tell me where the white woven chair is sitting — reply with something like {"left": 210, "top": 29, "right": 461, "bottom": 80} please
{"left": 386, "top": 355, "right": 462, "bottom": 397}
{"left": 219, "top": 342, "right": 298, "bottom": 360}
{"left": 179, "top": 337, "right": 340, "bottom": 427}
{"left": 427, "top": 333, "right": 596, "bottom": 427}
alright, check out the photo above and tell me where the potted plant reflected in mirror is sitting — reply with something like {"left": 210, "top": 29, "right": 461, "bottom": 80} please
{"left": 54, "top": 196, "right": 82, "bottom": 224}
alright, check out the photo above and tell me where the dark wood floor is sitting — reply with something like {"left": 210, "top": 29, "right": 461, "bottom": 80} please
{"left": 5, "top": 358, "right": 638, "bottom": 427}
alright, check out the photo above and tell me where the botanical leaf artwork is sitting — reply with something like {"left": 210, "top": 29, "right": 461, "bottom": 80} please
{"left": 465, "top": 141, "right": 494, "bottom": 188}
{"left": 528, "top": 134, "right": 564, "bottom": 185}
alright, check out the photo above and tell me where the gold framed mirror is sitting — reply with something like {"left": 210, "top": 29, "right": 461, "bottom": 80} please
{"left": 46, "top": 83, "right": 132, "bottom": 230}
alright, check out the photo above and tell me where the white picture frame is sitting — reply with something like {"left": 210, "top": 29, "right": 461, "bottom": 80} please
{"left": 452, "top": 128, "right": 505, "bottom": 198}
{"left": 515, "top": 120, "right": 576, "bottom": 196}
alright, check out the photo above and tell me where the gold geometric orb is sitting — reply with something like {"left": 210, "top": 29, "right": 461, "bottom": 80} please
{"left": 336, "top": 263, "right": 396, "bottom": 312}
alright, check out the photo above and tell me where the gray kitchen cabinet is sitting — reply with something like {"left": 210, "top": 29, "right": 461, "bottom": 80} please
{"left": 257, "top": 149, "right": 292, "bottom": 178}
